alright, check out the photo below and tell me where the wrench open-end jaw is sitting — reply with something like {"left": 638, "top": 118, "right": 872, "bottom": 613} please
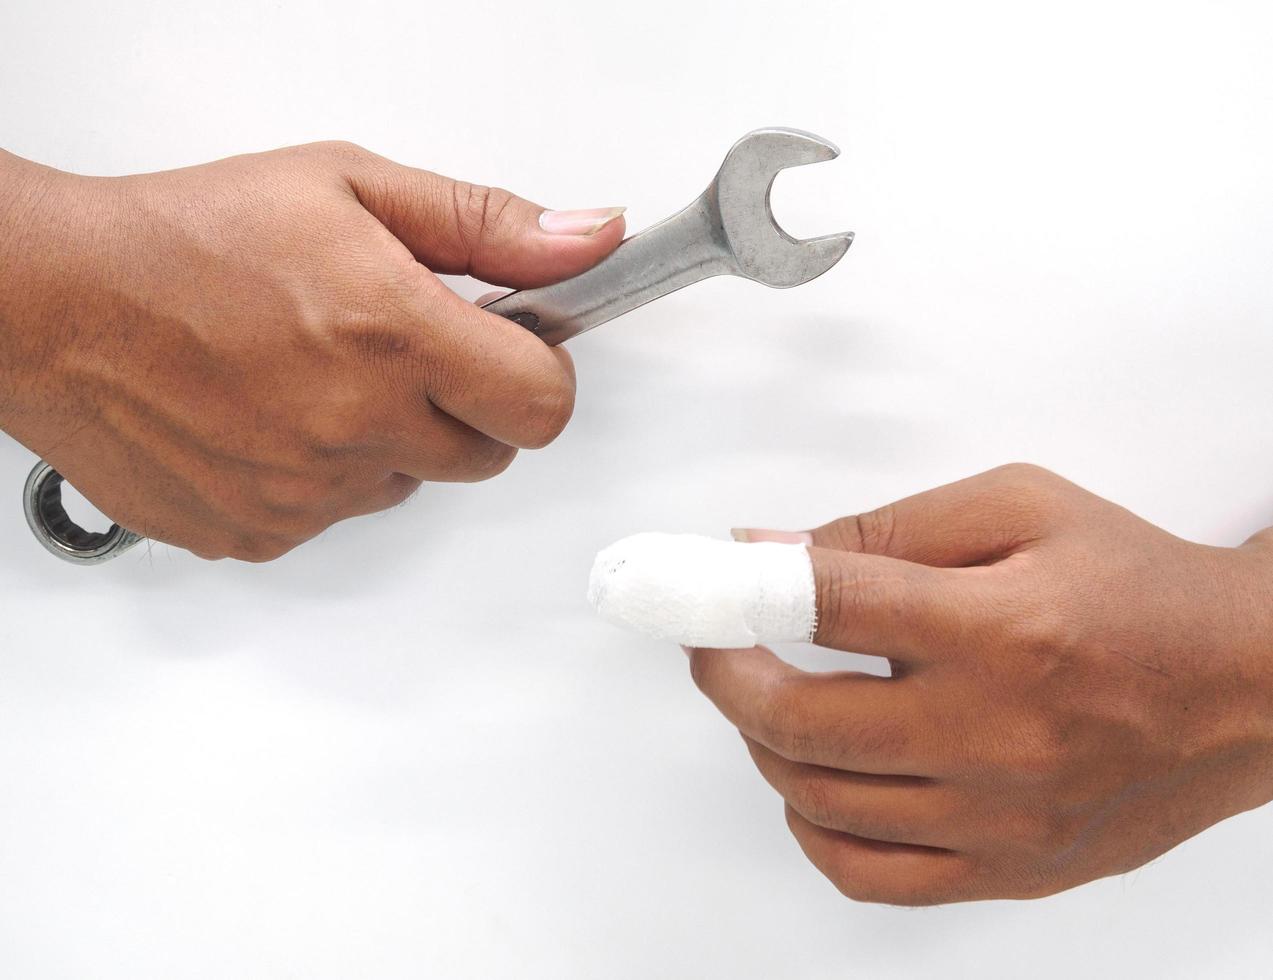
{"left": 484, "top": 126, "right": 853, "bottom": 345}
{"left": 712, "top": 127, "right": 854, "bottom": 289}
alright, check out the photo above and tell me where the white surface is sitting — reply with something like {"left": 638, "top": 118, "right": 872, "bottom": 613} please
{"left": 589, "top": 534, "right": 817, "bottom": 647}
{"left": 3, "top": 1, "right": 1273, "bottom": 976}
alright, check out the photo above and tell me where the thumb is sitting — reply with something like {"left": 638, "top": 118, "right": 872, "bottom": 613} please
{"left": 342, "top": 148, "right": 625, "bottom": 289}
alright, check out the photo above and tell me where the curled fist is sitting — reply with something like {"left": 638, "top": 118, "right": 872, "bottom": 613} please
{"left": 0, "top": 143, "right": 624, "bottom": 560}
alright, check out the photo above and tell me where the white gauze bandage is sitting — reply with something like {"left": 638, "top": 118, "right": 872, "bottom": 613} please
{"left": 587, "top": 532, "right": 817, "bottom": 648}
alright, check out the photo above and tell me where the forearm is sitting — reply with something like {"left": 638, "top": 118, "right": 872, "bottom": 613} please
{"left": 0, "top": 148, "right": 61, "bottom": 302}
{"left": 0, "top": 150, "right": 54, "bottom": 421}
{"left": 0, "top": 150, "right": 96, "bottom": 435}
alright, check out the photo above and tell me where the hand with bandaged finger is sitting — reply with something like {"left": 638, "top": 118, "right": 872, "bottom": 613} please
{"left": 590, "top": 463, "right": 1273, "bottom": 904}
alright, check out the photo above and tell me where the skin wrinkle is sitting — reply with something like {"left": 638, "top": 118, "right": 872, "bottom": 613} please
{"left": 450, "top": 180, "right": 481, "bottom": 269}
{"left": 474, "top": 190, "right": 517, "bottom": 273}
{"left": 853, "top": 506, "right": 897, "bottom": 558}
{"left": 1108, "top": 645, "right": 1176, "bottom": 679}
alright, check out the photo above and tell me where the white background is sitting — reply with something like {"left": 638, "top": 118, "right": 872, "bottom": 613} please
{"left": 3, "top": 1, "right": 1273, "bottom": 976}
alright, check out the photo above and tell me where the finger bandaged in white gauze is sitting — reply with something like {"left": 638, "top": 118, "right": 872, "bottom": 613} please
{"left": 587, "top": 533, "right": 817, "bottom": 648}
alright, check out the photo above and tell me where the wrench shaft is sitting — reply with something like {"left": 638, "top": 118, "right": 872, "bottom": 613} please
{"left": 483, "top": 194, "right": 734, "bottom": 346}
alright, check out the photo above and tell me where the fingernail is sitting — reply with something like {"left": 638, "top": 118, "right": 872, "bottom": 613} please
{"left": 730, "top": 528, "right": 813, "bottom": 545}
{"left": 539, "top": 207, "right": 626, "bottom": 236}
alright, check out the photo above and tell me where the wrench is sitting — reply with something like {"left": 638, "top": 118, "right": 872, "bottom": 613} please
{"left": 23, "top": 126, "right": 852, "bottom": 564}
{"left": 484, "top": 126, "right": 853, "bottom": 344}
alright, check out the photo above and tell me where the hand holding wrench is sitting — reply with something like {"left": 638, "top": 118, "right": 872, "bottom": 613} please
{"left": 23, "top": 127, "right": 852, "bottom": 564}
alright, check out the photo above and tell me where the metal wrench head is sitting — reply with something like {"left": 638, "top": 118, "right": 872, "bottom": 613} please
{"left": 710, "top": 127, "right": 853, "bottom": 288}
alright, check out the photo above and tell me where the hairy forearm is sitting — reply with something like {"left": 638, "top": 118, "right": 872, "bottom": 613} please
{"left": 0, "top": 150, "right": 105, "bottom": 435}
{"left": 0, "top": 149, "right": 59, "bottom": 423}
{"left": 0, "top": 148, "right": 60, "bottom": 298}
{"left": 0, "top": 152, "right": 33, "bottom": 425}
{"left": 0, "top": 150, "right": 38, "bottom": 316}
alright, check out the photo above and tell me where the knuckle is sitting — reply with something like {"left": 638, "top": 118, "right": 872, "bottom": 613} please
{"left": 256, "top": 472, "right": 324, "bottom": 516}
{"left": 1001, "top": 590, "right": 1084, "bottom": 668}
{"left": 993, "top": 804, "right": 1052, "bottom": 850}
{"left": 823, "top": 508, "right": 891, "bottom": 554}
{"left": 687, "top": 655, "right": 706, "bottom": 691}
{"left": 998, "top": 870, "right": 1071, "bottom": 901}
{"left": 792, "top": 773, "right": 840, "bottom": 828}
{"left": 687, "top": 648, "right": 715, "bottom": 692}
{"left": 824, "top": 867, "right": 903, "bottom": 906}
{"left": 176, "top": 531, "right": 229, "bottom": 562}
{"left": 828, "top": 863, "right": 968, "bottom": 907}
{"left": 998, "top": 718, "right": 1069, "bottom": 787}
{"left": 814, "top": 559, "right": 848, "bottom": 638}
{"left": 476, "top": 441, "right": 518, "bottom": 480}
{"left": 453, "top": 181, "right": 515, "bottom": 248}
{"left": 997, "top": 804, "right": 1084, "bottom": 863}
{"left": 815, "top": 559, "right": 911, "bottom": 643}
{"left": 759, "top": 683, "right": 809, "bottom": 756}
{"left": 333, "top": 302, "right": 421, "bottom": 366}
{"left": 882, "top": 881, "right": 965, "bottom": 907}
{"left": 990, "top": 463, "right": 1068, "bottom": 512}
{"left": 820, "top": 517, "right": 859, "bottom": 551}
{"left": 454, "top": 438, "right": 518, "bottom": 482}
{"left": 993, "top": 462, "right": 1057, "bottom": 486}
{"left": 828, "top": 870, "right": 875, "bottom": 903}
{"left": 383, "top": 473, "right": 422, "bottom": 509}
{"left": 207, "top": 484, "right": 325, "bottom": 556}
{"left": 1034, "top": 807, "right": 1084, "bottom": 856}
{"left": 835, "top": 711, "right": 911, "bottom": 762}
{"left": 303, "top": 410, "right": 376, "bottom": 459}
{"left": 1024, "top": 606, "right": 1077, "bottom": 656}
{"left": 519, "top": 372, "right": 576, "bottom": 448}
{"left": 852, "top": 505, "right": 898, "bottom": 555}
{"left": 228, "top": 535, "right": 296, "bottom": 563}
{"left": 316, "top": 139, "right": 370, "bottom": 164}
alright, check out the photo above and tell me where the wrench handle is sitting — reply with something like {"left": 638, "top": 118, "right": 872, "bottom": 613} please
{"left": 483, "top": 194, "right": 734, "bottom": 346}
{"left": 23, "top": 461, "right": 143, "bottom": 564}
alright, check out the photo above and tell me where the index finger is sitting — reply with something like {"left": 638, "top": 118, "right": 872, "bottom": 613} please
{"left": 411, "top": 277, "right": 578, "bottom": 450}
